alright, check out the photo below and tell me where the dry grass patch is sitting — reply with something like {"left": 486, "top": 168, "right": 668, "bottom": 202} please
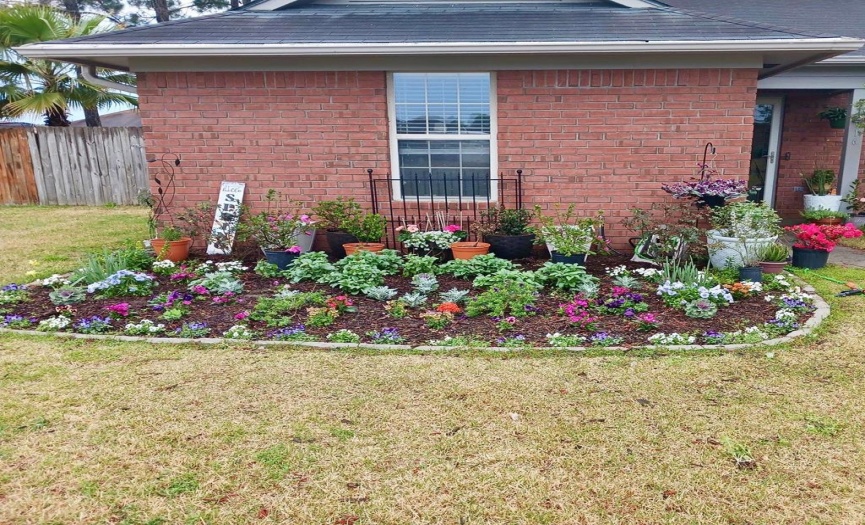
{"left": 2, "top": 272, "right": 865, "bottom": 525}
{"left": 0, "top": 205, "right": 148, "bottom": 284}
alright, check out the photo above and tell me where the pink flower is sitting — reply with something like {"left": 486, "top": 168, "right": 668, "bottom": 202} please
{"left": 444, "top": 224, "right": 462, "bottom": 233}
{"left": 286, "top": 245, "right": 302, "bottom": 254}
{"left": 406, "top": 224, "right": 420, "bottom": 233}
{"left": 191, "top": 285, "right": 209, "bottom": 295}
{"left": 106, "top": 303, "right": 130, "bottom": 317}
{"left": 395, "top": 226, "right": 405, "bottom": 232}
{"left": 234, "top": 310, "right": 250, "bottom": 320}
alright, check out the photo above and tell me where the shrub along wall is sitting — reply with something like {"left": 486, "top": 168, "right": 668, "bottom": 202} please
{"left": 138, "top": 68, "right": 759, "bottom": 249}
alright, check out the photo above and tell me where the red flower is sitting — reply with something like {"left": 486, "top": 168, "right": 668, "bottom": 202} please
{"left": 784, "top": 222, "right": 863, "bottom": 252}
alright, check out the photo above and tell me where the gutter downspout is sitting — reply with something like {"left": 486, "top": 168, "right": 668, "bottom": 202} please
{"left": 81, "top": 65, "right": 137, "bottom": 94}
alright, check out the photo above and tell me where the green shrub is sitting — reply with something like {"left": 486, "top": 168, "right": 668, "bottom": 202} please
{"left": 534, "top": 262, "right": 598, "bottom": 292}
{"left": 442, "top": 254, "right": 516, "bottom": 280}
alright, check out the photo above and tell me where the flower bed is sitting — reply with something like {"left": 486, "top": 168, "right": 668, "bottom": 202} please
{"left": 0, "top": 253, "right": 817, "bottom": 349}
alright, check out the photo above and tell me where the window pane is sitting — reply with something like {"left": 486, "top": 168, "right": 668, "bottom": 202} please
{"left": 426, "top": 75, "right": 459, "bottom": 105}
{"left": 397, "top": 140, "right": 490, "bottom": 198}
{"left": 396, "top": 104, "right": 428, "bottom": 134}
{"left": 460, "top": 104, "right": 490, "bottom": 134}
{"left": 459, "top": 74, "right": 490, "bottom": 104}
{"left": 393, "top": 73, "right": 491, "bottom": 137}
{"left": 394, "top": 74, "right": 426, "bottom": 104}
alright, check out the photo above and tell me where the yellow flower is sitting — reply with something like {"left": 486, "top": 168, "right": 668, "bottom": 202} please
{"left": 25, "top": 270, "right": 37, "bottom": 276}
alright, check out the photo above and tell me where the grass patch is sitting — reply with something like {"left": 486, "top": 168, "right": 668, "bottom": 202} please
{"left": 0, "top": 205, "right": 147, "bottom": 284}
{"left": 1, "top": 206, "right": 865, "bottom": 522}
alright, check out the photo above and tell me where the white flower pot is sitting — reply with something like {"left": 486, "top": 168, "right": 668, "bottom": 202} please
{"left": 803, "top": 194, "right": 843, "bottom": 212}
{"left": 706, "top": 230, "right": 776, "bottom": 269}
{"left": 292, "top": 228, "right": 317, "bottom": 253}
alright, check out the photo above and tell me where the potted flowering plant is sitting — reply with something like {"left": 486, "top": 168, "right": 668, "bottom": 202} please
{"left": 396, "top": 223, "right": 464, "bottom": 259}
{"left": 785, "top": 222, "right": 863, "bottom": 269}
{"left": 707, "top": 201, "right": 781, "bottom": 271}
{"left": 472, "top": 206, "right": 535, "bottom": 259}
{"left": 662, "top": 163, "right": 747, "bottom": 208}
{"left": 238, "top": 190, "right": 315, "bottom": 269}
{"left": 842, "top": 179, "right": 865, "bottom": 227}
{"left": 342, "top": 211, "right": 387, "bottom": 255}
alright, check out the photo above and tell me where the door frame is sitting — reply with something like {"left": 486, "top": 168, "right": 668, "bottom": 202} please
{"left": 754, "top": 96, "right": 784, "bottom": 208}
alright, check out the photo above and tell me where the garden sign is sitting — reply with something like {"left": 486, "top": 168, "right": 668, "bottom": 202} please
{"left": 207, "top": 181, "right": 246, "bottom": 255}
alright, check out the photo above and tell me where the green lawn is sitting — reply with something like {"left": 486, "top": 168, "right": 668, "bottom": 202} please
{"left": 0, "top": 205, "right": 148, "bottom": 285}
{"left": 2, "top": 207, "right": 865, "bottom": 524}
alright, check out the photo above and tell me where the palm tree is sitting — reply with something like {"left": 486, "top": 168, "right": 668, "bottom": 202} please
{"left": 0, "top": 4, "right": 136, "bottom": 126}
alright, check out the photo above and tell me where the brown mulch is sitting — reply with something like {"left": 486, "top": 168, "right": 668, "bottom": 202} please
{"left": 5, "top": 252, "right": 797, "bottom": 348}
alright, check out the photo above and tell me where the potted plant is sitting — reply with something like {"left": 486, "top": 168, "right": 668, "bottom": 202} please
{"left": 803, "top": 169, "right": 843, "bottom": 212}
{"left": 818, "top": 106, "right": 848, "bottom": 129}
{"left": 785, "top": 222, "right": 863, "bottom": 269}
{"left": 396, "top": 223, "right": 462, "bottom": 260}
{"left": 758, "top": 243, "right": 789, "bottom": 275}
{"left": 536, "top": 205, "right": 602, "bottom": 265}
{"left": 800, "top": 208, "right": 849, "bottom": 226}
{"left": 662, "top": 163, "right": 747, "bottom": 208}
{"left": 342, "top": 211, "right": 387, "bottom": 255}
{"left": 312, "top": 197, "right": 362, "bottom": 258}
{"left": 841, "top": 179, "right": 865, "bottom": 227}
{"left": 707, "top": 201, "right": 781, "bottom": 269}
{"left": 448, "top": 223, "right": 490, "bottom": 260}
{"left": 238, "top": 190, "right": 315, "bottom": 269}
{"left": 473, "top": 206, "right": 535, "bottom": 259}
{"left": 150, "top": 224, "right": 193, "bottom": 262}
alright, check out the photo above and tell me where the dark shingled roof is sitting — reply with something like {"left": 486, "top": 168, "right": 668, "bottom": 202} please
{"left": 53, "top": 2, "right": 836, "bottom": 46}
{"left": 661, "top": 0, "right": 865, "bottom": 58}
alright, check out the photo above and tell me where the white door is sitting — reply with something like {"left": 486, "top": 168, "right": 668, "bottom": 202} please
{"left": 750, "top": 97, "right": 784, "bottom": 207}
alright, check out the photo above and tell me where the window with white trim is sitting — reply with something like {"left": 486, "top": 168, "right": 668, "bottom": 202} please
{"left": 389, "top": 72, "right": 494, "bottom": 199}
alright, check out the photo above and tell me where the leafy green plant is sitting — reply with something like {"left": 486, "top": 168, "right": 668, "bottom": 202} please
{"left": 802, "top": 169, "right": 836, "bottom": 196}
{"left": 254, "top": 260, "right": 282, "bottom": 278}
{"left": 720, "top": 436, "right": 756, "bottom": 469}
{"left": 71, "top": 246, "right": 154, "bottom": 284}
{"left": 399, "top": 291, "right": 427, "bottom": 308}
{"left": 364, "top": 286, "right": 398, "bottom": 301}
{"left": 335, "top": 249, "right": 402, "bottom": 276}
{"left": 311, "top": 197, "right": 362, "bottom": 230}
{"left": 402, "top": 254, "right": 441, "bottom": 277}
{"left": 251, "top": 291, "right": 326, "bottom": 327}
{"left": 621, "top": 203, "right": 709, "bottom": 262}
{"left": 306, "top": 307, "right": 338, "bottom": 327}
{"left": 188, "top": 271, "right": 244, "bottom": 295}
{"left": 800, "top": 208, "right": 848, "bottom": 221}
{"left": 472, "top": 269, "right": 541, "bottom": 290}
{"left": 535, "top": 204, "right": 604, "bottom": 256}
{"left": 283, "top": 251, "right": 336, "bottom": 283}
{"left": 818, "top": 106, "right": 846, "bottom": 123}
{"left": 534, "top": 262, "right": 598, "bottom": 292}
{"left": 326, "top": 329, "right": 361, "bottom": 343}
{"left": 343, "top": 212, "right": 386, "bottom": 243}
{"left": 48, "top": 285, "right": 86, "bottom": 306}
{"left": 466, "top": 278, "right": 540, "bottom": 318}
{"left": 324, "top": 259, "right": 384, "bottom": 294}
{"left": 236, "top": 189, "right": 315, "bottom": 250}
{"left": 683, "top": 299, "right": 718, "bottom": 319}
{"left": 160, "top": 306, "right": 188, "bottom": 321}
{"left": 759, "top": 243, "right": 789, "bottom": 263}
{"left": 441, "top": 254, "right": 516, "bottom": 280}
{"left": 473, "top": 206, "right": 534, "bottom": 236}
{"left": 660, "top": 259, "right": 714, "bottom": 288}
{"left": 439, "top": 288, "right": 470, "bottom": 304}
{"left": 411, "top": 273, "right": 439, "bottom": 294}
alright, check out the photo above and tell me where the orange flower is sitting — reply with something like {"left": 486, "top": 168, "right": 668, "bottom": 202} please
{"left": 436, "top": 302, "right": 462, "bottom": 314}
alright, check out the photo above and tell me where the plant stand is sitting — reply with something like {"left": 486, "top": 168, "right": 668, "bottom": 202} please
{"left": 791, "top": 247, "right": 830, "bottom": 269}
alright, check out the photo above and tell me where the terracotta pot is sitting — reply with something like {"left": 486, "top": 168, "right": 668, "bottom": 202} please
{"left": 814, "top": 217, "right": 844, "bottom": 226}
{"left": 450, "top": 242, "right": 491, "bottom": 260}
{"left": 758, "top": 261, "right": 787, "bottom": 274}
{"left": 343, "top": 242, "right": 385, "bottom": 256}
{"left": 150, "top": 237, "right": 192, "bottom": 262}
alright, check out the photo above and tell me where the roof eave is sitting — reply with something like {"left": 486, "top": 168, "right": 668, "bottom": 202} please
{"left": 17, "top": 37, "right": 865, "bottom": 62}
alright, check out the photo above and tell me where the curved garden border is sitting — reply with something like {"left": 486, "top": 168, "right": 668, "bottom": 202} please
{"left": 1, "top": 279, "right": 829, "bottom": 353}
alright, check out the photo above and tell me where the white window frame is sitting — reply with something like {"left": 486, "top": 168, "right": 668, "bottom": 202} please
{"left": 387, "top": 71, "right": 498, "bottom": 202}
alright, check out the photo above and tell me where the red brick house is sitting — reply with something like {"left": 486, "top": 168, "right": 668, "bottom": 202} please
{"left": 20, "top": 0, "right": 864, "bottom": 247}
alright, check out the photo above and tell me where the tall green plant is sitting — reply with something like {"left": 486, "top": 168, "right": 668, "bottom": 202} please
{"left": 0, "top": 4, "right": 136, "bottom": 126}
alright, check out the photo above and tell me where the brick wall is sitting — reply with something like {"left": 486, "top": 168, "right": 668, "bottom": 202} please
{"left": 497, "top": 69, "right": 758, "bottom": 246}
{"left": 774, "top": 92, "right": 850, "bottom": 220}
{"left": 138, "top": 68, "right": 759, "bottom": 249}
{"left": 138, "top": 71, "right": 391, "bottom": 211}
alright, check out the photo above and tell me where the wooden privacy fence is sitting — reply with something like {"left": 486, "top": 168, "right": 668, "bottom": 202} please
{"left": 0, "top": 127, "right": 149, "bottom": 205}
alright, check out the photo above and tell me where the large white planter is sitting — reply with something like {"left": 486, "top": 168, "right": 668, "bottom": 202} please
{"left": 803, "top": 194, "right": 843, "bottom": 212}
{"left": 292, "top": 228, "right": 317, "bottom": 253}
{"left": 707, "top": 230, "right": 776, "bottom": 269}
